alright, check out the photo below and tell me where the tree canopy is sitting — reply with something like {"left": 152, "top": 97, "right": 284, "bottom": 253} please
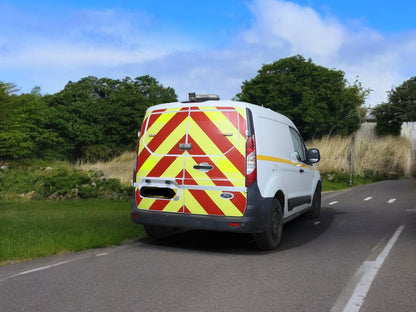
{"left": 237, "top": 55, "right": 368, "bottom": 140}
{"left": 0, "top": 76, "right": 177, "bottom": 162}
{"left": 373, "top": 76, "right": 416, "bottom": 136}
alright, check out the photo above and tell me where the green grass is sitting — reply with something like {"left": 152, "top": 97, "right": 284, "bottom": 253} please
{"left": 0, "top": 199, "right": 145, "bottom": 265}
{"left": 320, "top": 171, "right": 402, "bottom": 192}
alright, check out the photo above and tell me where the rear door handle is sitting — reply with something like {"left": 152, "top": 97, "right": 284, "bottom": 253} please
{"left": 299, "top": 168, "right": 304, "bottom": 173}
{"left": 193, "top": 163, "right": 213, "bottom": 172}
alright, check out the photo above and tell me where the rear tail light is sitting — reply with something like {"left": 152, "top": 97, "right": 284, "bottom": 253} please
{"left": 228, "top": 222, "right": 241, "bottom": 227}
{"left": 246, "top": 135, "right": 257, "bottom": 187}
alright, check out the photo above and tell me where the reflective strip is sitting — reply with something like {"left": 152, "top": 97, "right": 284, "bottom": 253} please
{"left": 184, "top": 108, "right": 245, "bottom": 188}
{"left": 143, "top": 110, "right": 189, "bottom": 156}
{"left": 257, "top": 154, "right": 317, "bottom": 170}
{"left": 184, "top": 152, "right": 244, "bottom": 187}
{"left": 182, "top": 184, "right": 246, "bottom": 192}
{"left": 135, "top": 105, "right": 248, "bottom": 216}
{"left": 184, "top": 189, "right": 246, "bottom": 216}
{"left": 135, "top": 189, "right": 183, "bottom": 212}
{"left": 133, "top": 182, "right": 246, "bottom": 193}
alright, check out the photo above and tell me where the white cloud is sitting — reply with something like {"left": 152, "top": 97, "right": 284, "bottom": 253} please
{"left": 0, "top": 6, "right": 197, "bottom": 69}
{"left": 238, "top": 0, "right": 416, "bottom": 106}
{"left": 2, "top": 42, "right": 168, "bottom": 69}
{"left": 243, "top": 0, "right": 346, "bottom": 58}
{"left": 2, "top": 0, "right": 416, "bottom": 106}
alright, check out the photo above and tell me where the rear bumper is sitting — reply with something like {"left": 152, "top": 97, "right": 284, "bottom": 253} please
{"left": 131, "top": 182, "right": 272, "bottom": 234}
{"left": 131, "top": 207, "right": 265, "bottom": 233}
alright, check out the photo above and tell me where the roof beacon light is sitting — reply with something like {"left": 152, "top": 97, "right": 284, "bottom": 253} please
{"left": 188, "top": 92, "right": 220, "bottom": 102}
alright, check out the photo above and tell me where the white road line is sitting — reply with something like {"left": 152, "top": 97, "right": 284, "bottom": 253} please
{"left": 331, "top": 225, "right": 405, "bottom": 312}
{"left": 387, "top": 199, "right": 396, "bottom": 204}
{"left": 96, "top": 253, "right": 108, "bottom": 257}
{"left": 364, "top": 197, "right": 372, "bottom": 201}
{"left": 329, "top": 201, "right": 338, "bottom": 205}
{"left": 4, "top": 260, "right": 72, "bottom": 281}
{"left": 1, "top": 250, "right": 113, "bottom": 282}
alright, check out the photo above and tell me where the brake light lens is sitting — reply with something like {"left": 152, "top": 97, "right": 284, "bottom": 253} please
{"left": 246, "top": 135, "right": 257, "bottom": 187}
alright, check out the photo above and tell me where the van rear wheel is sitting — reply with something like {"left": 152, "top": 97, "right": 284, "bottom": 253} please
{"left": 304, "top": 184, "right": 321, "bottom": 219}
{"left": 253, "top": 199, "right": 283, "bottom": 250}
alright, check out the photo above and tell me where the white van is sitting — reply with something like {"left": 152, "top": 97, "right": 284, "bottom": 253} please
{"left": 131, "top": 93, "right": 321, "bottom": 249}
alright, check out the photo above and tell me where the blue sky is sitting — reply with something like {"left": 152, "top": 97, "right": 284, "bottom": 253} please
{"left": 1, "top": 0, "right": 416, "bottom": 106}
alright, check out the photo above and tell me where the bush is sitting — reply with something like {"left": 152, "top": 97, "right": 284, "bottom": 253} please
{"left": 40, "top": 167, "right": 91, "bottom": 198}
{"left": 0, "top": 161, "right": 131, "bottom": 200}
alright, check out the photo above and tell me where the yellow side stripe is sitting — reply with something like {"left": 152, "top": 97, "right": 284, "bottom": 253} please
{"left": 257, "top": 155, "right": 317, "bottom": 170}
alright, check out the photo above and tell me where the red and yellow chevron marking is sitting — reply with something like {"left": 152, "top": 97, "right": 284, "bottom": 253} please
{"left": 184, "top": 189, "right": 247, "bottom": 216}
{"left": 134, "top": 188, "right": 247, "bottom": 216}
{"left": 135, "top": 188, "right": 184, "bottom": 213}
{"left": 135, "top": 106, "right": 247, "bottom": 217}
{"left": 185, "top": 109, "right": 245, "bottom": 184}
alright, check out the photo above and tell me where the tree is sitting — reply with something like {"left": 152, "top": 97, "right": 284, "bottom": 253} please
{"left": 372, "top": 103, "right": 402, "bottom": 136}
{"left": 46, "top": 75, "right": 177, "bottom": 161}
{"left": 374, "top": 76, "right": 416, "bottom": 136}
{"left": 389, "top": 77, "right": 416, "bottom": 121}
{"left": 236, "top": 55, "right": 368, "bottom": 140}
{"left": 0, "top": 84, "right": 61, "bottom": 160}
{"left": 1, "top": 76, "right": 177, "bottom": 162}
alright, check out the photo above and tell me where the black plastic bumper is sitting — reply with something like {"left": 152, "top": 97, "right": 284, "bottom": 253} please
{"left": 131, "top": 182, "right": 272, "bottom": 234}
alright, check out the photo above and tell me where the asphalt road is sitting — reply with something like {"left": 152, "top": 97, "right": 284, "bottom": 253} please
{"left": 1, "top": 178, "right": 415, "bottom": 312}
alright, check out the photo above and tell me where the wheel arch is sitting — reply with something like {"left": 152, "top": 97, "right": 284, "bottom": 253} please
{"left": 274, "top": 190, "right": 285, "bottom": 212}
{"left": 315, "top": 180, "right": 322, "bottom": 193}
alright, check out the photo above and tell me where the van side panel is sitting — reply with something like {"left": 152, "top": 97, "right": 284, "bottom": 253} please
{"left": 249, "top": 106, "right": 320, "bottom": 217}
{"left": 252, "top": 114, "right": 293, "bottom": 198}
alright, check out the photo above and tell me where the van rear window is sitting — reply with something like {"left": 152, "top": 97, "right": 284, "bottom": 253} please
{"left": 142, "top": 107, "right": 246, "bottom": 156}
{"left": 142, "top": 109, "right": 189, "bottom": 156}
{"left": 187, "top": 108, "right": 243, "bottom": 156}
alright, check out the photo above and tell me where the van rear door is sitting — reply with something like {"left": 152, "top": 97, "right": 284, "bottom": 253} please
{"left": 134, "top": 105, "right": 248, "bottom": 217}
{"left": 183, "top": 106, "right": 247, "bottom": 216}
{"left": 135, "top": 107, "right": 188, "bottom": 213}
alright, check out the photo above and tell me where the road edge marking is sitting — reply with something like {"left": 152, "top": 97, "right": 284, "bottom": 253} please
{"left": 2, "top": 260, "right": 73, "bottom": 281}
{"left": 330, "top": 225, "right": 405, "bottom": 312}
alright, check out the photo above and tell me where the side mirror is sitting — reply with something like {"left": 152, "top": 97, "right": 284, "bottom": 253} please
{"left": 307, "top": 148, "right": 320, "bottom": 163}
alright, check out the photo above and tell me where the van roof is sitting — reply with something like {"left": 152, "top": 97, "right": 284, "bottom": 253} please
{"left": 147, "top": 100, "right": 296, "bottom": 128}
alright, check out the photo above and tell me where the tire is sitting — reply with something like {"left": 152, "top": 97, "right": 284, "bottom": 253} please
{"left": 304, "top": 184, "right": 321, "bottom": 219}
{"left": 144, "top": 224, "right": 176, "bottom": 239}
{"left": 253, "top": 198, "right": 283, "bottom": 250}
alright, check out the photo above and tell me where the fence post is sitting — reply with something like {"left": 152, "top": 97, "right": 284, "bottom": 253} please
{"left": 349, "top": 134, "right": 355, "bottom": 187}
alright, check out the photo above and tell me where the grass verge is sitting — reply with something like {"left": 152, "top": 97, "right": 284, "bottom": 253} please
{"left": 320, "top": 172, "right": 388, "bottom": 191}
{"left": 0, "top": 199, "right": 145, "bottom": 265}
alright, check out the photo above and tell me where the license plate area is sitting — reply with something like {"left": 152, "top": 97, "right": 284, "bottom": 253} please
{"left": 140, "top": 187, "right": 177, "bottom": 199}
{"left": 138, "top": 179, "right": 180, "bottom": 200}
